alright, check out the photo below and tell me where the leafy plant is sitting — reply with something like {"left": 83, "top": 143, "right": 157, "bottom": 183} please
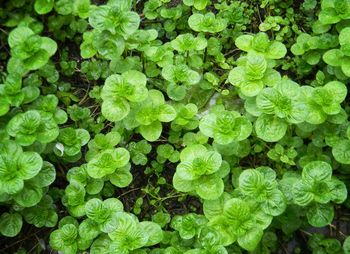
{"left": 228, "top": 52, "right": 281, "bottom": 97}
{"left": 199, "top": 108, "right": 252, "bottom": 144}
{"left": 130, "top": 89, "right": 177, "bottom": 141}
{"left": 0, "top": 141, "right": 43, "bottom": 195}
{"left": 86, "top": 148, "right": 130, "bottom": 179}
{"left": 173, "top": 144, "right": 228, "bottom": 200}
{"left": 283, "top": 161, "right": 347, "bottom": 227}
{"left": 323, "top": 28, "right": 350, "bottom": 77}
{"left": 6, "top": 110, "right": 59, "bottom": 146}
{"left": 318, "top": 0, "right": 350, "bottom": 24}
{"left": 7, "top": 27, "right": 57, "bottom": 75}
{"left": 53, "top": 127, "right": 90, "bottom": 161}
{"left": 291, "top": 33, "right": 338, "bottom": 65}
{"left": 235, "top": 32, "right": 287, "bottom": 59}
{"left": 101, "top": 70, "right": 148, "bottom": 122}
{"left": 1, "top": 0, "right": 350, "bottom": 252}
{"left": 188, "top": 12, "right": 227, "bottom": 33}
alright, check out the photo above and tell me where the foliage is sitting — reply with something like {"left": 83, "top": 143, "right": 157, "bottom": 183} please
{"left": 0, "top": 0, "right": 350, "bottom": 253}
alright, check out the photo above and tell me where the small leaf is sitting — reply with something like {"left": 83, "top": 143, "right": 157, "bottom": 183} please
{"left": 0, "top": 213, "right": 22, "bottom": 237}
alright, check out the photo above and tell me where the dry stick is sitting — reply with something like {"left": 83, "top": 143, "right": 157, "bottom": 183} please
{"left": 330, "top": 224, "right": 347, "bottom": 238}
{"left": 299, "top": 229, "right": 312, "bottom": 237}
{"left": 0, "top": 27, "right": 8, "bottom": 34}
{"left": 117, "top": 188, "right": 141, "bottom": 198}
{"left": 78, "top": 88, "right": 90, "bottom": 106}
{"left": 0, "top": 228, "right": 47, "bottom": 252}
{"left": 278, "top": 239, "right": 289, "bottom": 254}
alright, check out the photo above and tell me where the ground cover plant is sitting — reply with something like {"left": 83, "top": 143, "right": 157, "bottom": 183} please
{"left": 1, "top": 0, "right": 350, "bottom": 253}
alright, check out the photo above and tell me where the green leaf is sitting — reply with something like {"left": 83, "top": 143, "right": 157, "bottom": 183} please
{"left": 108, "top": 213, "right": 148, "bottom": 251}
{"left": 41, "top": 37, "right": 58, "bottom": 57}
{"left": 85, "top": 198, "right": 123, "bottom": 233}
{"left": 245, "top": 53, "right": 267, "bottom": 80}
{"left": 87, "top": 148, "right": 130, "bottom": 178}
{"left": 199, "top": 111, "right": 252, "bottom": 145}
{"left": 85, "top": 198, "right": 107, "bottom": 222}
{"left": 329, "top": 179, "right": 347, "bottom": 204}
{"left": 102, "top": 98, "right": 130, "bottom": 122}
{"left": 94, "top": 31, "right": 125, "bottom": 60}
{"left": 306, "top": 203, "right": 334, "bottom": 227}
{"left": 319, "top": 8, "right": 341, "bottom": 24}
{"left": 344, "top": 236, "right": 350, "bottom": 254}
{"left": 292, "top": 180, "right": 314, "bottom": 206}
{"left": 171, "top": 213, "right": 207, "bottom": 240}
{"left": 90, "top": 235, "right": 113, "bottom": 254}
{"left": 255, "top": 115, "right": 287, "bottom": 142}
{"left": 251, "top": 33, "right": 270, "bottom": 53}
{"left": 0, "top": 142, "right": 43, "bottom": 195}
{"left": 34, "top": 0, "right": 54, "bottom": 14}
{"left": 157, "top": 104, "right": 177, "bottom": 122}
{"left": 0, "top": 213, "right": 22, "bottom": 237}
{"left": 180, "top": 144, "right": 207, "bottom": 161}
{"left": 237, "top": 228, "right": 263, "bottom": 251}
{"left": 6, "top": 110, "right": 58, "bottom": 146}
{"left": 89, "top": 5, "right": 140, "bottom": 38}
{"left": 79, "top": 219, "right": 100, "bottom": 240}
{"left": 324, "top": 81, "right": 347, "bottom": 103}
{"left": 73, "top": 0, "right": 91, "bottom": 18}
{"left": 23, "top": 197, "right": 58, "bottom": 228}
{"left": 139, "top": 221, "right": 163, "bottom": 246}
{"left": 138, "top": 121, "right": 162, "bottom": 142}
{"left": 203, "top": 192, "right": 232, "bottom": 220}
{"left": 13, "top": 183, "right": 43, "bottom": 207}
{"left": 188, "top": 13, "right": 227, "bottom": 33}
{"left": 171, "top": 33, "right": 207, "bottom": 52}
{"left": 8, "top": 27, "right": 34, "bottom": 48}
{"left": 266, "top": 41, "right": 287, "bottom": 59}
{"left": 323, "top": 49, "right": 344, "bottom": 67}
{"left": 49, "top": 224, "right": 78, "bottom": 253}
{"left": 239, "top": 169, "right": 265, "bottom": 196}
{"left": 65, "top": 182, "right": 86, "bottom": 206}
{"left": 332, "top": 140, "right": 350, "bottom": 164}
{"left": 195, "top": 176, "right": 224, "bottom": 200}
{"left": 55, "top": 0, "right": 73, "bottom": 15}
{"left": 19, "top": 151, "right": 44, "bottom": 179}
{"left": 109, "top": 167, "right": 133, "bottom": 188}
{"left": 173, "top": 172, "right": 195, "bottom": 192}
{"left": 235, "top": 35, "right": 253, "bottom": 52}
{"left": 302, "top": 161, "right": 332, "bottom": 183}
{"left": 341, "top": 57, "right": 350, "bottom": 77}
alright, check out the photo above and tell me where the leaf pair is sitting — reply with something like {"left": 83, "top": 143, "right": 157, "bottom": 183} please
{"left": 291, "top": 33, "right": 338, "bottom": 65}
{"left": 101, "top": 70, "right": 148, "bottom": 122}
{"left": 303, "top": 81, "right": 347, "bottom": 124}
{"left": 208, "top": 198, "right": 268, "bottom": 251}
{"left": 173, "top": 144, "right": 229, "bottom": 200}
{"left": 247, "top": 80, "right": 307, "bottom": 142}
{"left": 132, "top": 89, "right": 177, "bottom": 141}
{"left": 86, "top": 148, "right": 130, "bottom": 179}
{"left": 8, "top": 27, "right": 57, "bottom": 75}
{"left": 235, "top": 32, "right": 287, "bottom": 59}
{"left": 228, "top": 53, "right": 281, "bottom": 97}
{"left": 239, "top": 167, "right": 286, "bottom": 216}
{"left": 89, "top": 211, "right": 163, "bottom": 253}
{"left": 188, "top": 13, "right": 227, "bottom": 33}
{"left": 0, "top": 74, "right": 40, "bottom": 116}
{"left": 323, "top": 28, "right": 350, "bottom": 77}
{"left": 54, "top": 127, "right": 90, "bottom": 161}
{"left": 35, "top": 0, "right": 90, "bottom": 18}
{"left": 199, "top": 109, "right": 252, "bottom": 145}
{"left": 283, "top": 161, "right": 347, "bottom": 227}
{"left": 0, "top": 141, "right": 43, "bottom": 195}
{"left": 318, "top": 0, "right": 350, "bottom": 25}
